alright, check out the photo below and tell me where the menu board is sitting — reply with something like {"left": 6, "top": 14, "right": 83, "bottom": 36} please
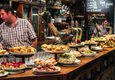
{"left": 86, "top": 0, "right": 113, "bottom": 12}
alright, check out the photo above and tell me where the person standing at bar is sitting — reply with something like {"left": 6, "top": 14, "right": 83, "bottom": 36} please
{"left": 0, "top": 5, "right": 37, "bottom": 49}
{"left": 92, "top": 19, "right": 109, "bottom": 37}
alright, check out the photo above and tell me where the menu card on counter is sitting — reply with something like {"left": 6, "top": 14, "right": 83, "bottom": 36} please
{"left": 86, "top": 0, "right": 113, "bottom": 12}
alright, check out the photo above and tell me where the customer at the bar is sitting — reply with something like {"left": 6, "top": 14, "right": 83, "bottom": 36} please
{"left": 92, "top": 19, "right": 109, "bottom": 37}
{"left": 0, "top": 5, "right": 37, "bottom": 49}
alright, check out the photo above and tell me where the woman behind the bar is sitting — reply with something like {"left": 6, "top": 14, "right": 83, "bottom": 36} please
{"left": 91, "top": 19, "right": 109, "bottom": 37}
{"left": 0, "top": 5, "right": 37, "bottom": 49}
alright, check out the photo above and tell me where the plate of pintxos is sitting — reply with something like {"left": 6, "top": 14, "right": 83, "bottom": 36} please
{"left": 9, "top": 46, "right": 36, "bottom": 56}
{"left": 33, "top": 65, "right": 61, "bottom": 74}
{"left": 41, "top": 44, "right": 70, "bottom": 54}
{"left": 1, "top": 61, "right": 27, "bottom": 71}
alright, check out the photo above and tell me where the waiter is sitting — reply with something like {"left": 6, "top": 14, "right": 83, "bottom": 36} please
{"left": 0, "top": 5, "right": 37, "bottom": 49}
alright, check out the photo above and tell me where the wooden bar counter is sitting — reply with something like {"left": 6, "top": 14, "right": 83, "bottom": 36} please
{"left": 0, "top": 48, "right": 115, "bottom": 80}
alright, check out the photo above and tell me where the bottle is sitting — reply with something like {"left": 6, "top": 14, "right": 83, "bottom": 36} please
{"left": 71, "top": 19, "right": 74, "bottom": 27}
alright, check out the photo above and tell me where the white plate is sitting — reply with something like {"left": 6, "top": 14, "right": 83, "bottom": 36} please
{"left": 2, "top": 67, "right": 26, "bottom": 72}
{"left": 91, "top": 46, "right": 103, "bottom": 51}
{"left": 0, "top": 71, "right": 8, "bottom": 77}
{"left": 45, "top": 36, "right": 55, "bottom": 39}
{"left": 33, "top": 66, "right": 61, "bottom": 74}
{"left": 10, "top": 52, "right": 35, "bottom": 56}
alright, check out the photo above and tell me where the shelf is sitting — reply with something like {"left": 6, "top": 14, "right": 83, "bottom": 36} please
{"left": 48, "top": 6, "right": 62, "bottom": 10}
{"left": 12, "top": 0, "right": 46, "bottom": 6}
{"left": 74, "top": 15, "right": 85, "bottom": 19}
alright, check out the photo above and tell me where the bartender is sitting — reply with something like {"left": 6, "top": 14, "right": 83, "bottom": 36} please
{"left": 0, "top": 5, "right": 37, "bottom": 49}
{"left": 91, "top": 19, "right": 109, "bottom": 37}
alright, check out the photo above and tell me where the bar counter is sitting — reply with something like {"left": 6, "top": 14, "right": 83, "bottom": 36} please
{"left": 0, "top": 47, "right": 115, "bottom": 80}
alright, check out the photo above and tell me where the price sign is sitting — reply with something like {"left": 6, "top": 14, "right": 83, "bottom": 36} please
{"left": 86, "top": 0, "right": 113, "bottom": 12}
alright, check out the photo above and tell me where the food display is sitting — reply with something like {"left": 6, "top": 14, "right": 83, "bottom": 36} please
{"left": 41, "top": 44, "right": 70, "bottom": 53}
{"left": 1, "top": 61, "right": 27, "bottom": 71}
{"left": 58, "top": 52, "right": 80, "bottom": 64}
{"left": 9, "top": 46, "right": 36, "bottom": 55}
{"left": 0, "top": 34, "right": 113, "bottom": 76}
{"left": 0, "top": 50, "right": 8, "bottom": 55}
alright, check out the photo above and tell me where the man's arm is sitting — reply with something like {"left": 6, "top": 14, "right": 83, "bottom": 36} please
{"left": 31, "top": 38, "right": 38, "bottom": 48}
{"left": 25, "top": 19, "right": 38, "bottom": 48}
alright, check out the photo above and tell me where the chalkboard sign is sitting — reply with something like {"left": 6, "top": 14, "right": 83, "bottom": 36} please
{"left": 86, "top": 0, "right": 113, "bottom": 12}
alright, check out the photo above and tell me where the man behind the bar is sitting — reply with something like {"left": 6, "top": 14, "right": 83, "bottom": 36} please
{"left": 0, "top": 5, "right": 37, "bottom": 49}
